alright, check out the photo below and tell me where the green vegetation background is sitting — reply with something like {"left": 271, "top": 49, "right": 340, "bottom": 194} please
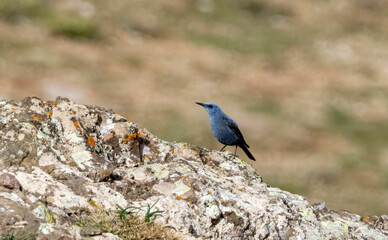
{"left": 1, "top": 0, "right": 387, "bottom": 215}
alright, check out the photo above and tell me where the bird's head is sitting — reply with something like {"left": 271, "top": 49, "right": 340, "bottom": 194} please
{"left": 195, "top": 102, "right": 221, "bottom": 115}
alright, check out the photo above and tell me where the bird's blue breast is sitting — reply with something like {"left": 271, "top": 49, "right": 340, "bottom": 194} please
{"left": 209, "top": 116, "right": 239, "bottom": 145}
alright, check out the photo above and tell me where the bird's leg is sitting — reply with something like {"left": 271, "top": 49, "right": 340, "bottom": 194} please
{"left": 220, "top": 145, "right": 227, "bottom": 151}
{"left": 234, "top": 145, "right": 238, "bottom": 157}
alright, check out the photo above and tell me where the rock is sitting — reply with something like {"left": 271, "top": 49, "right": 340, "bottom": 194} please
{"left": 0, "top": 173, "right": 21, "bottom": 190}
{"left": 381, "top": 215, "right": 388, "bottom": 232}
{"left": 0, "top": 97, "right": 387, "bottom": 239}
{"left": 90, "top": 233, "right": 122, "bottom": 240}
{"left": 80, "top": 226, "right": 102, "bottom": 237}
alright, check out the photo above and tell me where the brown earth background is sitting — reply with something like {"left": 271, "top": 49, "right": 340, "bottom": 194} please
{"left": 0, "top": 0, "right": 387, "bottom": 216}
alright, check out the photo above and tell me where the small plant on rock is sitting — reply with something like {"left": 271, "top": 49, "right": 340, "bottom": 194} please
{"left": 73, "top": 201, "right": 181, "bottom": 240}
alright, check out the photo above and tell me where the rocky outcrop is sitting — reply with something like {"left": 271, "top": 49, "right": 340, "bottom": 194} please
{"left": 0, "top": 97, "right": 387, "bottom": 240}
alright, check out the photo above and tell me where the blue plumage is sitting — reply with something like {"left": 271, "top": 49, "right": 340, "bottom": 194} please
{"left": 196, "top": 102, "right": 255, "bottom": 161}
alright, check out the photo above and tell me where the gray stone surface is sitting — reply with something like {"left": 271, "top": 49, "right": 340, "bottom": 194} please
{"left": 0, "top": 97, "right": 387, "bottom": 239}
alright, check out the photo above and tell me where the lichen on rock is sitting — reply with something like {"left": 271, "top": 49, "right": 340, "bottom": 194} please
{"left": 0, "top": 97, "right": 387, "bottom": 239}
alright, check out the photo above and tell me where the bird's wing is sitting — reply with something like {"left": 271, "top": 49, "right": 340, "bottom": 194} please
{"left": 223, "top": 116, "right": 249, "bottom": 148}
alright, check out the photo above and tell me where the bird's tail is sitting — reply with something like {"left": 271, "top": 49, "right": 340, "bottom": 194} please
{"left": 239, "top": 144, "right": 255, "bottom": 161}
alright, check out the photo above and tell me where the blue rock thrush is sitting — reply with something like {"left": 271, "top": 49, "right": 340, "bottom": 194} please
{"left": 196, "top": 102, "right": 255, "bottom": 161}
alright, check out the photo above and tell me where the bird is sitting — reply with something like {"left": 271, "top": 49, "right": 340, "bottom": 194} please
{"left": 196, "top": 102, "right": 255, "bottom": 161}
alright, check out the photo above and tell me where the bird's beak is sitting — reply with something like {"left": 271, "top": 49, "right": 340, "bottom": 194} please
{"left": 195, "top": 102, "right": 205, "bottom": 107}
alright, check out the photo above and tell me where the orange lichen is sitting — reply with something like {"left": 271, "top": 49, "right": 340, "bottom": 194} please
{"left": 177, "top": 196, "right": 182, "bottom": 200}
{"left": 25, "top": 106, "right": 29, "bottom": 108}
{"left": 50, "top": 102, "right": 56, "bottom": 106}
{"left": 189, "top": 201, "right": 193, "bottom": 204}
{"left": 170, "top": 148, "right": 174, "bottom": 154}
{"left": 33, "top": 116, "right": 40, "bottom": 120}
{"left": 72, "top": 111, "right": 76, "bottom": 114}
{"left": 42, "top": 139, "right": 46, "bottom": 144}
{"left": 127, "top": 120, "right": 131, "bottom": 122}
{"left": 207, "top": 190, "right": 212, "bottom": 194}
{"left": 88, "top": 136, "right": 95, "bottom": 146}
{"left": 122, "top": 138, "right": 128, "bottom": 144}
{"left": 47, "top": 111, "right": 52, "bottom": 117}
{"left": 127, "top": 133, "right": 136, "bottom": 141}
{"left": 145, "top": 155, "right": 150, "bottom": 159}
{"left": 242, "top": 187, "right": 246, "bottom": 192}
{"left": 187, "top": 185, "right": 191, "bottom": 188}
{"left": 127, "top": 132, "right": 142, "bottom": 141}
{"left": 102, "top": 170, "right": 109, "bottom": 174}
{"left": 213, "top": 202, "right": 217, "bottom": 205}
{"left": 363, "top": 217, "right": 370, "bottom": 222}
{"left": 11, "top": 108, "right": 15, "bottom": 110}
{"left": 73, "top": 121, "right": 79, "bottom": 129}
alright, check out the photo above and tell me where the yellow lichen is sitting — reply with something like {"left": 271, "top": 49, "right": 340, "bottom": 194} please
{"left": 37, "top": 202, "right": 55, "bottom": 224}
{"left": 88, "top": 201, "right": 99, "bottom": 208}
{"left": 299, "top": 209, "right": 309, "bottom": 217}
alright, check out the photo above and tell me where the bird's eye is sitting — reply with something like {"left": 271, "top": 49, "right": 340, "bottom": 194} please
{"left": 208, "top": 105, "right": 213, "bottom": 109}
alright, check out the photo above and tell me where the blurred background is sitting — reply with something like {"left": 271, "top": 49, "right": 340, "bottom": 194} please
{"left": 0, "top": 0, "right": 387, "bottom": 216}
